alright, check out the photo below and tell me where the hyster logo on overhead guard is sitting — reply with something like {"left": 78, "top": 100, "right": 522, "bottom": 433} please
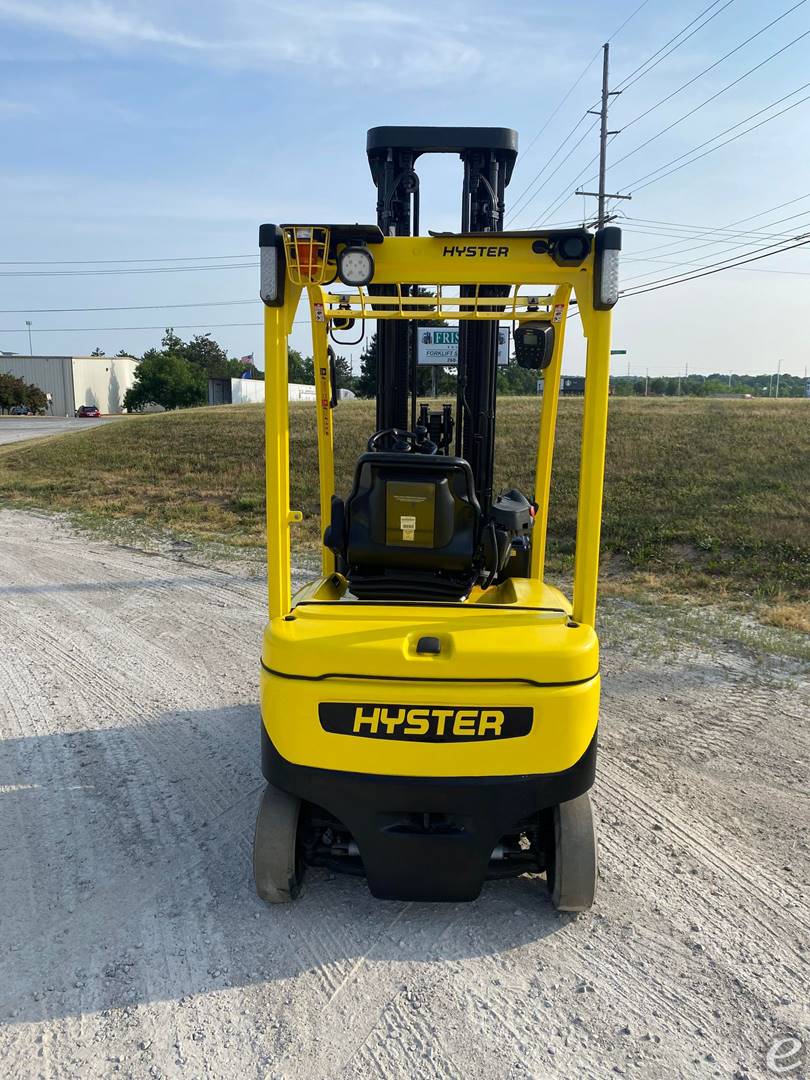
{"left": 442, "top": 244, "right": 509, "bottom": 257}
{"left": 318, "top": 703, "right": 533, "bottom": 741}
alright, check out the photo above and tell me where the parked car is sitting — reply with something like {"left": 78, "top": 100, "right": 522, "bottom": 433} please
{"left": 76, "top": 405, "right": 101, "bottom": 418}
{"left": 9, "top": 404, "right": 31, "bottom": 415}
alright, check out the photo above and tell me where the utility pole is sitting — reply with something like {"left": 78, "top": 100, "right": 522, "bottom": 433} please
{"left": 775, "top": 358, "right": 782, "bottom": 399}
{"left": 576, "top": 43, "right": 632, "bottom": 227}
{"left": 768, "top": 372, "right": 773, "bottom": 397}
{"left": 25, "top": 320, "right": 32, "bottom": 356}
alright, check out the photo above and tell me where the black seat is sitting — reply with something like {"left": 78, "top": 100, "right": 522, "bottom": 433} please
{"left": 326, "top": 453, "right": 483, "bottom": 602}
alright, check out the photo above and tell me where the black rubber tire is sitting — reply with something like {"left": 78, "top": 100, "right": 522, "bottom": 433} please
{"left": 547, "top": 792, "right": 598, "bottom": 912}
{"left": 253, "top": 782, "right": 303, "bottom": 903}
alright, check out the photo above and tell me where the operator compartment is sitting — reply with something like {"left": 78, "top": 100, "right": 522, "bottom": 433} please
{"left": 326, "top": 424, "right": 534, "bottom": 603}
{"left": 328, "top": 451, "right": 481, "bottom": 601}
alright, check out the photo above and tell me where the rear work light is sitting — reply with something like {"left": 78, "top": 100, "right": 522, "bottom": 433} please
{"left": 259, "top": 224, "right": 285, "bottom": 307}
{"left": 594, "top": 226, "right": 621, "bottom": 310}
{"left": 337, "top": 244, "right": 374, "bottom": 287}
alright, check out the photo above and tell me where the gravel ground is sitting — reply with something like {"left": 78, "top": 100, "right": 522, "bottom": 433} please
{"left": 0, "top": 417, "right": 113, "bottom": 446}
{"left": 0, "top": 508, "right": 807, "bottom": 1080}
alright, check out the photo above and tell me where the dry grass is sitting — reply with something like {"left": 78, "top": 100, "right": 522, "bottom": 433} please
{"left": 0, "top": 397, "right": 808, "bottom": 620}
{"left": 762, "top": 602, "right": 810, "bottom": 634}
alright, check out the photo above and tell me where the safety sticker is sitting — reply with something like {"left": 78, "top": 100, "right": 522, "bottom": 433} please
{"left": 552, "top": 304, "right": 564, "bottom": 324}
{"left": 314, "top": 303, "right": 325, "bottom": 323}
{"left": 400, "top": 514, "right": 416, "bottom": 542}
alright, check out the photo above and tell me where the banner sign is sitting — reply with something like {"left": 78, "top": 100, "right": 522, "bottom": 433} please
{"left": 417, "top": 326, "right": 510, "bottom": 366}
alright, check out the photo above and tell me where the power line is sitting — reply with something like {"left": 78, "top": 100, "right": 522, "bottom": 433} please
{"left": 622, "top": 88, "right": 810, "bottom": 195}
{"left": 623, "top": 222, "right": 804, "bottom": 245}
{"left": 621, "top": 0, "right": 805, "bottom": 129}
{"left": 621, "top": 232, "right": 810, "bottom": 296}
{"left": 609, "top": 0, "right": 656, "bottom": 38}
{"left": 622, "top": 209, "right": 810, "bottom": 241}
{"left": 621, "top": 255, "right": 810, "bottom": 276}
{"left": 620, "top": 194, "right": 810, "bottom": 260}
{"left": 0, "top": 320, "right": 315, "bottom": 335}
{"left": 0, "top": 299, "right": 259, "bottom": 315}
{"left": 622, "top": 80, "right": 810, "bottom": 189}
{"left": 516, "top": 57, "right": 601, "bottom": 168}
{"left": 512, "top": 0, "right": 742, "bottom": 225}
{"left": 0, "top": 321, "right": 264, "bottom": 334}
{"left": 0, "top": 262, "right": 257, "bottom": 278}
{"left": 620, "top": 217, "right": 810, "bottom": 253}
{"left": 594, "top": 23, "right": 810, "bottom": 184}
{"left": 724, "top": 190, "right": 810, "bottom": 226}
{"left": 622, "top": 213, "right": 810, "bottom": 284}
{"left": 527, "top": 138, "right": 616, "bottom": 226}
{"left": 613, "top": 0, "right": 736, "bottom": 93}
{"left": 513, "top": 0, "right": 655, "bottom": 172}
{"left": 0, "top": 254, "right": 254, "bottom": 266}
{"left": 506, "top": 116, "right": 601, "bottom": 225}
{"left": 621, "top": 228, "right": 810, "bottom": 273}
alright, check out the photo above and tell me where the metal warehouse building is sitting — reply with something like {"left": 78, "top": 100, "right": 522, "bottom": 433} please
{"left": 0, "top": 354, "right": 138, "bottom": 415}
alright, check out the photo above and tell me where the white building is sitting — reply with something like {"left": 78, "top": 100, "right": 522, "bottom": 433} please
{"left": 207, "top": 378, "right": 354, "bottom": 405}
{"left": 0, "top": 354, "right": 139, "bottom": 415}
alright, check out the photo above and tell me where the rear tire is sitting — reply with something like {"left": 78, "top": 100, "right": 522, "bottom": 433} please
{"left": 546, "top": 792, "right": 597, "bottom": 912}
{"left": 253, "top": 783, "right": 303, "bottom": 903}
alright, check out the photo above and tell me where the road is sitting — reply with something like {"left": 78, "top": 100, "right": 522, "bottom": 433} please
{"left": 0, "top": 508, "right": 807, "bottom": 1080}
{"left": 0, "top": 417, "right": 113, "bottom": 446}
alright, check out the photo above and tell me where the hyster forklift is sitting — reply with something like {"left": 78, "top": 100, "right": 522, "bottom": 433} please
{"left": 255, "top": 127, "right": 620, "bottom": 910}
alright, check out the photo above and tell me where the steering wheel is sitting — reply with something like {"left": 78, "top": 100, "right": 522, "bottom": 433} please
{"left": 367, "top": 428, "right": 419, "bottom": 453}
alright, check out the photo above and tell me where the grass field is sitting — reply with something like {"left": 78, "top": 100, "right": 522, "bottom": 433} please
{"left": 0, "top": 398, "right": 808, "bottom": 626}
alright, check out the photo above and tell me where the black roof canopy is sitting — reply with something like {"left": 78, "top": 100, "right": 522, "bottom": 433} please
{"left": 367, "top": 126, "right": 519, "bottom": 184}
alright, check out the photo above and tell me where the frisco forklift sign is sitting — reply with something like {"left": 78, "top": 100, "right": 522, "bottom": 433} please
{"left": 418, "top": 327, "right": 510, "bottom": 366}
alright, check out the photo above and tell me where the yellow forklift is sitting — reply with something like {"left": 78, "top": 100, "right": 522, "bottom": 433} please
{"left": 254, "top": 127, "right": 620, "bottom": 909}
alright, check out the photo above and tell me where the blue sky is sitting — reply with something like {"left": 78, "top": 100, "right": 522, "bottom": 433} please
{"left": 1, "top": 0, "right": 809, "bottom": 378}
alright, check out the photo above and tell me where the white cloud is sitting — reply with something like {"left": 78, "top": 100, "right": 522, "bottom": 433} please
{"left": 0, "top": 0, "right": 488, "bottom": 85}
{"left": 0, "top": 1, "right": 210, "bottom": 49}
{"left": 0, "top": 98, "right": 38, "bottom": 114}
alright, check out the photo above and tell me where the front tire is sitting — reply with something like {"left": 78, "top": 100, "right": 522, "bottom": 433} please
{"left": 546, "top": 793, "right": 598, "bottom": 912}
{"left": 253, "top": 783, "right": 303, "bottom": 903}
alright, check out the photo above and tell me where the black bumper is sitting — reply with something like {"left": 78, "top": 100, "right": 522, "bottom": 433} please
{"left": 261, "top": 726, "right": 597, "bottom": 902}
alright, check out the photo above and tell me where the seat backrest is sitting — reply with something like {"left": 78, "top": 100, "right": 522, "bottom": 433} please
{"left": 345, "top": 452, "right": 481, "bottom": 574}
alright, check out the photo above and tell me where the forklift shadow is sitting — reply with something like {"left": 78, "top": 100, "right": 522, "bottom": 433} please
{"left": 1, "top": 703, "right": 574, "bottom": 1026}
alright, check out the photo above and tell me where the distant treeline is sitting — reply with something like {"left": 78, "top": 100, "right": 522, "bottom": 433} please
{"left": 610, "top": 373, "right": 808, "bottom": 398}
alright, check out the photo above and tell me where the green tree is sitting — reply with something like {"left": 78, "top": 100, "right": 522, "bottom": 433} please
{"left": 332, "top": 353, "right": 356, "bottom": 395}
{"left": 161, "top": 328, "right": 184, "bottom": 353}
{"left": 90, "top": 346, "right": 106, "bottom": 357}
{"left": 497, "top": 361, "right": 539, "bottom": 396}
{"left": 181, "top": 333, "right": 243, "bottom": 378}
{"left": 0, "top": 373, "right": 22, "bottom": 412}
{"left": 355, "top": 333, "right": 378, "bottom": 398}
{"left": 22, "top": 382, "right": 47, "bottom": 413}
{"left": 288, "top": 348, "right": 315, "bottom": 385}
{"left": 124, "top": 349, "right": 207, "bottom": 411}
{"left": 0, "top": 372, "right": 48, "bottom": 413}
